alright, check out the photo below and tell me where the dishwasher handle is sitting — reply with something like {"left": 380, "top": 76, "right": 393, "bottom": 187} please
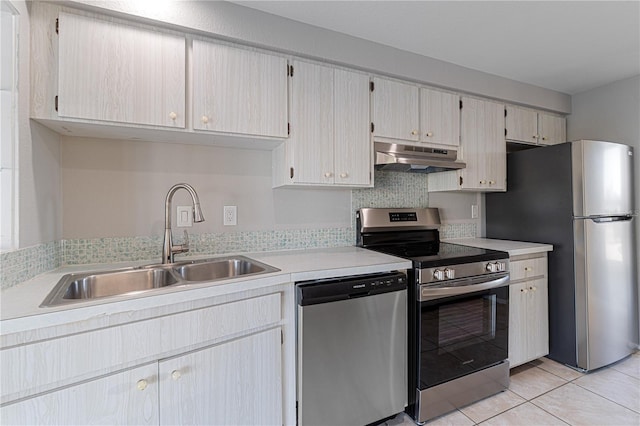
{"left": 297, "top": 271, "right": 406, "bottom": 306}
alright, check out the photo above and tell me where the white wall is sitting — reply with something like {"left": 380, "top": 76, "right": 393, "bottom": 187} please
{"left": 567, "top": 75, "right": 640, "bottom": 309}
{"left": 13, "top": 1, "right": 62, "bottom": 248}
{"left": 61, "top": 137, "right": 350, "bottom": 239}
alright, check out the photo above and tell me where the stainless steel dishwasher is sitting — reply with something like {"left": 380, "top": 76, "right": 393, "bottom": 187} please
{"left": 296, "top": 271, "right": 407, "bottom": 426}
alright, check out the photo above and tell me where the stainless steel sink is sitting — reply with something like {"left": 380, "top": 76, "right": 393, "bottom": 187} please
{"left": 174, "top": 257, "right": 272, "bottom": 282}
{"left": 41, "top": 256, "right": 279, "bottom": 307}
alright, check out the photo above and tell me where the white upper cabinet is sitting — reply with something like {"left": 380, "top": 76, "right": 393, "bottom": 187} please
{"left": 537, "top": 112, "right": 566, "bottom": 145}
{"left": 192, "top": 40, "right": 288, "bottom": 138}
{"left": 372, "top": 77, "right": 460, "bottom": 147}
{"left": 371, "top": 77, "right": 420, "bottom": 142}
{"left": 428, "top": 97, "right": 505, "bottom": 192}
{"left": 333, "top": 69, "right": 372, "bottom": 186}
{"left": 505, "top": 105, "right": 566, "bottom": 146}
{"left": 273, "top": 61, "right": 371, "bottom": 188}
{"left": 57, "top": 12, "right": 186, "bottom": 128}
{"left": 420, "top": 87, "right": 460, "bottom": 147}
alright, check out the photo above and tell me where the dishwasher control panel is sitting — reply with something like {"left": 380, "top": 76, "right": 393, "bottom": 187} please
{"left": 296, "top": 271, "right": 406, "bottom": 306}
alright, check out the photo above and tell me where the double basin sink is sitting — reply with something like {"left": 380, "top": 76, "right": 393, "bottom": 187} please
{"left": 41, "top": 256, "right": 280, "bottom": 307}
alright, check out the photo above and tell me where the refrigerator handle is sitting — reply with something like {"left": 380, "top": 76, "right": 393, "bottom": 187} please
{"left": 590, "top": 215, "right": 634, "bottom": 223}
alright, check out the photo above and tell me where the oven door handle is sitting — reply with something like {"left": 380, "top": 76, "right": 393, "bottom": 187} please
{"left": 419, "top": 274, "right": 509, "bottom": 301}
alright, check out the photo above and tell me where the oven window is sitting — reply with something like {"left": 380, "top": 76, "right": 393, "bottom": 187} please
{"left": 419, "top": 287, "right": 508, "bottom": 388}
{"left": 438, "top": 295, "right": 496, "bottom": 350}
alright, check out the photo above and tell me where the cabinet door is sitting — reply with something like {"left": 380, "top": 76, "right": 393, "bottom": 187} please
{"left": 420, "top": 88, "right": 460, "bottom": 147}
{"left": 538, "top": 113, "right": 566, "bottom": 145}
{"left": 0, "top": 364, "right": 158, "bottom": 425}
{"left": 289, "top": 61, "right": 334, "bottom": 184}
{"left": 526, "top": 279, "right": 549, "bottom": 360}
{"left": 459, "top": 97, "right": 505, "bottom": 191}
{"left": 371, "top": 77, "right": 419, "bottom": 141}
{"left": 57, "top": 12, "right": 185, "bottom": 128}
{"left": 505, "top": 105, "right": 538, "bottom": 144}
{"left": 159, "top": 328, "right": 282, "bottom": 426}
{"left": 508, "top": 282, "right": 529, "bottom": 368}
{"left": 192, "top": 41, "right": 288, "bottom": 137}
{"left": 334, "top": 69, "right": 371, "bottom": 186}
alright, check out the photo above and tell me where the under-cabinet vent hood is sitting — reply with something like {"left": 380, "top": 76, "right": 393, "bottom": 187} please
{"left": 374, "top": 142, "right": 466, "bottom": 173}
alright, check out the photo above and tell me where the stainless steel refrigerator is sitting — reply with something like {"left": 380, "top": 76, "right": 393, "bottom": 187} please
{"left": 486, "top": 140, "right": 638, "bottom": 371}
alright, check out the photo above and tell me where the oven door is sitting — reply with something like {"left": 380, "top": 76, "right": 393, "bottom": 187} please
{"left": 416, "top": 274, "right": 509, "bottom": 389}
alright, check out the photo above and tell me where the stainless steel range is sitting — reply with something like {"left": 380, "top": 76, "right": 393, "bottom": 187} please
{"left": 357, "top": 208, "right": 511, "bottom": 423}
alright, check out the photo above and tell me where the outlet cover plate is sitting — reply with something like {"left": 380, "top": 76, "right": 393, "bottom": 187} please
{"left": 223, "top": 205, "right": 237, "bottom": 226}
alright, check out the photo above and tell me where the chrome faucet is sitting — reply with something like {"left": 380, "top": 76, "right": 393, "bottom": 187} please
{"left": 162, "top": 183, "right": 205, "bottom": 264}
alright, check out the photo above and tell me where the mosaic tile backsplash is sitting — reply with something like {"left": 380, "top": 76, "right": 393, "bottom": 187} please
{"left": 0, "top": 241, "right": 62, "bottom": 289}
{"left": 1, "top": 171, "right": 477, "bottom": 289}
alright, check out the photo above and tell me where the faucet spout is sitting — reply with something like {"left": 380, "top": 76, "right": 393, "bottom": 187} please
{"left": 162, "top": 183, "right": 205, "bottom": 264}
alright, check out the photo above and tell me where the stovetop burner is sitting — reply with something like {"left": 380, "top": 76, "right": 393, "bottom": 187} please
{"left": 371, "top": 242, "right": 507, "bottom": 268}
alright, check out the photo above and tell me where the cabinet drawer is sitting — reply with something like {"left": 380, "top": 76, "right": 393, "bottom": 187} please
{"left": 510, "top": 255, "right": 547, "bottom": 281}
{"left": 1, "top": 292, "right": 281, "bottom": 404}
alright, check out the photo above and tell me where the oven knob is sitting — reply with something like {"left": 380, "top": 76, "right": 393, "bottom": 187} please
{"left": 444, "top": 268, "right": 455, "bottom": 279}
{"left": 486, "top": 262, "right": 498, "bottom": 273}
{"left": 433, "top": 269, "right": 445, "bottom": 280}
{"left": 497, "top": 262, "right": 506, "bottom": 272}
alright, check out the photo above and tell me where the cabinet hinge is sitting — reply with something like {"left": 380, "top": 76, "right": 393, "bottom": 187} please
{"left": 459, "top": 100, "right": 463, "bottom": 109}
{"left": 287, "top": 122, "right": 290, "bottom": 135}
{"left": 370, "top": 122, "right": 375, "bottom": 133}
{"left": 55, "top": 95, "right": 58, "bottom": 112}
{"left": 55, "top": 18, "right": 59, "bottom": 34}
{"left": 288, "top": 65, "right": 294, "bottom": 77}
{"left": 370, "top": 81, "right": 374, "bottom": 92}
{"left": 459, "top": 176, "right": 463, "bottom": 186}
{"left": 295, "top": 401, "right": 299, "bottom": 426}
{"left": 290, "top": 167, "right": 294, "bottom": 179}
{"left": 281, "top": 329, "right": 284, "bottom": 345}
{"left": 504, "top": 108, "right": 508, "bottom": 117}
{"left": 505, "top": 128, "right": 508, "bottom": 136}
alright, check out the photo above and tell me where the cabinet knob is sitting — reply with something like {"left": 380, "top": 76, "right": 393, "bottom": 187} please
{"left": 533, "top": 135, "right": 539, "bottom": 139}
{"left": 201, "top": 115, "right": 209, "bottom": 124}
{"left": 530, "top": 286, "right": 537, "bottom": 292}
{"left": 542, "top": 136, "right": 548, "bottom": 141}
{"left": 479, "top": 180, "right": 486, "bottom": 185}
{"left": 171, "top": 370, "right": 182, "bottom": 380}
{"left": 411, "top": 130, "right": 419, "bottom": 136}
{"left": 524, "top": 267, "right": 533, "bottom": 272}
{"left": 521, "top": 288, "right": 528, "bottom": 293}
{"left": 489, "top": 180, "right": 495, "bottom": 185}
{"left": 169, "top": 112, "right": 178, "bottom": 120}
{"left": 340, "top": 172, "right": 348, "bottom": 178}
{"left": 324, "top": 172, "right": 333, "bottom": 178}
{"left": 425, "top": 132, "right": 433, "bottom": 137}
{"left": 136, "top": 379, "right": 148, "bottom": 391}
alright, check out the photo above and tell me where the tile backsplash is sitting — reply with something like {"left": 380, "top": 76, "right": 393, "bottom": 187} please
{"left": 1, "top": 241, "right": 62, "bottom": 289}
{"left": 1, "top": 171, "right": 477, "bottom": 288}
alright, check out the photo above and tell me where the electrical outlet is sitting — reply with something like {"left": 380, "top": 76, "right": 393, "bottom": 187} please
{"left": 471, "top": 204, "right": 478, "bottom": 219}
{"left": 223, "top": 205, "right": 237, "bottom": 226}
{"left": 177, "top": 206, "right": 193, "bottom": 227}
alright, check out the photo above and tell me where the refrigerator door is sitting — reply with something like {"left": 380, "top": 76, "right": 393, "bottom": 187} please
{"left": 574, "top": 216, "right": 638, "bottom": 371}
{"left": 572, "top": 140, "right": 634, "bottom": 217}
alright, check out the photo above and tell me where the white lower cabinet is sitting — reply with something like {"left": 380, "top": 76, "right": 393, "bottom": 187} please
{"left": 0, "top": 363, "right": 159, "bottom": 425}
{"left": 159, "top": 328, "right": 282, "bottom": 425}
{"left": 1, "top": 287, "right": 290, "bottom": 425}
{"left": 508, "top": 254, "right": 550, "bottom": 368}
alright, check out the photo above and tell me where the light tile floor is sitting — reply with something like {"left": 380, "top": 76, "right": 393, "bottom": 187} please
{"left": 388, "top": 351, "right": 640, "bottom": 425}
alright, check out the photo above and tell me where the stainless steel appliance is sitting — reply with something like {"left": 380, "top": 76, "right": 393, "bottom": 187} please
{"left": 487, "top": 140, "right": 638, "bottom": 371}
{"left": 296, "top": 272, "right": 407, "bottom": 426}
{"left": 374, "top": 141, "right": 466, "bottom": 173}
{"left": 356, "top": 208, "right": 510, "bottom": 423}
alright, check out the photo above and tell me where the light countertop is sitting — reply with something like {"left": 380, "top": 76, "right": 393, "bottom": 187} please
{"left": 445, "top": 238, "right": 553, "bottom": 256}
{"left": 0, "top": 247, "right": 411, "bottom": 342}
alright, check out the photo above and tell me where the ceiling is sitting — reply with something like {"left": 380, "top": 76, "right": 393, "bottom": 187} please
{"left": 232, "top": 1, "right": 640, "bottom": 95}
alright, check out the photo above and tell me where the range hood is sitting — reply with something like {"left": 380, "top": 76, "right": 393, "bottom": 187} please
{"left": 374, "top": 142, "right": 466, "bottom": 173}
